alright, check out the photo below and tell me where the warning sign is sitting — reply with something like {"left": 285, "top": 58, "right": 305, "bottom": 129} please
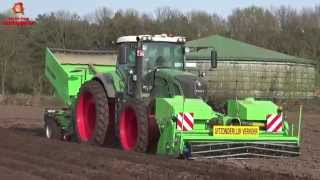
{"left": 213, "top": 126, "right": 259, "bottom": 138}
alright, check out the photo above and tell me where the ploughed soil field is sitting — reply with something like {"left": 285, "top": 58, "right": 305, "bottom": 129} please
{"left": 0, "top": 102, "right": 319, "bottom": 180}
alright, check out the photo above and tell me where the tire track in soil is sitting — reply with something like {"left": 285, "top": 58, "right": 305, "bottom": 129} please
{"left": 0, "top": 127, "right": 311, "bottom": 180}
{"left": 1, "top": 103, "right": 318, "bottom": 180}
{"left": 0, "top": 131, "right": 283, "bottom": 180}
{"left": 0, "top": 165, "right": 46, "bottom": 180}
{"left": 0, "top": 147, "right": 114, "bottom": 180}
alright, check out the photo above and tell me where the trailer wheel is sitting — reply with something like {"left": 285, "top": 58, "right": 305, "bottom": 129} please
{"left": 75, "top": 80, "right": 115, "bottom": 146}
{"left": 118, "top": 99, "right": 159, "bottom": 152}
{"left": 45, "top": 117, "right": 61, "bottom": 140}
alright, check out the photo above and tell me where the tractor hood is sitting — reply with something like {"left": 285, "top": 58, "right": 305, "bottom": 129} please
{"left": 156, "top": 69, "right": 208, "bottom": 100}
{"left": 155, "top": 96, "right": 217, "bottom": 122}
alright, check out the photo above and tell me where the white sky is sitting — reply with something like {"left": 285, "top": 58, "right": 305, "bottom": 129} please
{"left": 0, "top": 0, "right": 319, "bottom": 18}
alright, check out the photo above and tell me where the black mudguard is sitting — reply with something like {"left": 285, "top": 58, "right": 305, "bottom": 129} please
{"left": 94, "top": 73, "right": 116, "bottom": 98}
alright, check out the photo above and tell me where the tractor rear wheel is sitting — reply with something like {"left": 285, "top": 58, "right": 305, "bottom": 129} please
{"left": 118, "top": 99, "right": 159, "bottom": 152}
{"left": 75, "top": 80, "right": 115, "bottom": 146}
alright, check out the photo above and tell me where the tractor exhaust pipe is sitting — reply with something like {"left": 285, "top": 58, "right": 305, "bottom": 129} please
{"left": 135, "top": 37, "right": 144, "bottom": 99}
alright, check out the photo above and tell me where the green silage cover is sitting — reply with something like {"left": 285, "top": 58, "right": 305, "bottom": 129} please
{"left": 186, "top": 35, "right": 315, "bottom": 64}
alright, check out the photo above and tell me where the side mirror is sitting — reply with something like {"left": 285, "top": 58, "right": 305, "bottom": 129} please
{"left": 118, "top": 46, "right": 129, "bottom": 64}
{"left": 210, "top": 50, "right": 218, "bottom": 68}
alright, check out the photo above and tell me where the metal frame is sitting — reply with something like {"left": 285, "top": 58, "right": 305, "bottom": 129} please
{"left": 189, "top": 141, "right": 300, "bottom": 159}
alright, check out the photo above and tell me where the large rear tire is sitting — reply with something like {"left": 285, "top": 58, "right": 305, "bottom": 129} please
{"left": 75, "top": 80, "right": 115, "bottom": 146}
{"left": 118, "top": 99, "right": 159, "bottom": 152}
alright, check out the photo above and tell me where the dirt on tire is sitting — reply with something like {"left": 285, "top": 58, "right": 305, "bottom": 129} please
{"left": 0, "top": 104, "right": 319, "bottom": 180}
{"left": 75, "top": 80, "right": 114, "bottom": 145}
{"left": 118, "top": 99, "right": 150, "bottom": 152}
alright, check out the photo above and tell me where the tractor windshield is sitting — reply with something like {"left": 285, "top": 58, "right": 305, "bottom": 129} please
{"left": 142, "top": 42, "right": 184, "bottom": 71}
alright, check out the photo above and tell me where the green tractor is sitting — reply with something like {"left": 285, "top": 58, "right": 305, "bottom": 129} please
{"left": 44, "top": 34, "right": 302, "bottom": 159}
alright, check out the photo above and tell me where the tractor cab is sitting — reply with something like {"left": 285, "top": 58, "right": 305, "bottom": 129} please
{"left": 117, "top": 34, "right": 186, "bottom": 71}
{"left": 116, "top": 34, "right": 217, "bottom": 99}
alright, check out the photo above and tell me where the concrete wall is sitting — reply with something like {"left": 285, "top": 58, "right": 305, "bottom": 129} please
{"left": 188, "top": 60, "right": 316, "bottom": 99}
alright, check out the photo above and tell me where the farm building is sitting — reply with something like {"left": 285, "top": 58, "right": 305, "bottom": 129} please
{"left": 186, "top": 35, "right": 317, "bottom": 99}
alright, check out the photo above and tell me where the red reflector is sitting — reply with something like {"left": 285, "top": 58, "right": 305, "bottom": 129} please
{"left": 177, "top": 112, "right": 194, "bottom": 131}
{"left": 266, "top": 113, "right": 283, "bottom": 133}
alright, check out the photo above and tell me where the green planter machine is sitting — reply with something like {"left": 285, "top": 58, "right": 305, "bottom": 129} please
{"left": 44, "top": 34, "right": 302, "bottom": 159}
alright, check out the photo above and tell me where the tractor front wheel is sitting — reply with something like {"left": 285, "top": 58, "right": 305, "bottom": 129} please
{"left": 118, "top": 99, "right": 159, "bottom": 152}
{"left": 75, "top": 80, "right": 115, "bottom": 146}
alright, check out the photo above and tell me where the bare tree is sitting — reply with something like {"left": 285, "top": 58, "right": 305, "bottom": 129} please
{"left": 229, "top": 6, "right": 280, "bottom": 47}
{"left": 0, "top": 27, "right": 16, "bottom": 95}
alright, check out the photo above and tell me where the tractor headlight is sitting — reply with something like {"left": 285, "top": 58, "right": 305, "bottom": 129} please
{"left": 194, "top": 80, "right": 207, "bottom": 99}
{"left": 177, "top": 37, "right": 186, "bottom": 43}
{"left": 141, "top": 35, "right": 152, "bottom": 41}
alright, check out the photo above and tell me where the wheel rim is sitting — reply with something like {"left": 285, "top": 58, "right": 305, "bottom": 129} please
{"left": 119, "top": 106, "right": 138, "bottom": 151}
{"left": 76, "top": 91, "right": 96, "bottom": 141}
{"left": 45, "top": 124, "right": 52, "bottom": 139}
